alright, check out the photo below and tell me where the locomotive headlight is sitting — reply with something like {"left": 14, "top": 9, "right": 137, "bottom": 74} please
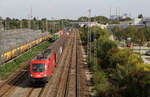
{"left": 44, "top": 73, "right": 47, "bottom": 77}
{"left": 30, "top": 74, "right": 32, "bottom": 77}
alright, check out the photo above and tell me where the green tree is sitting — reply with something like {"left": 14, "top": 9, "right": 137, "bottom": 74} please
{"left": 93, "top": 71, "right": 111, "bottom": 97}
{"left": 78, "top": 16, "right": 88, "bottom": 22}
{"left": 112, "top": 26, "right": 121, "bottom": 40}
{"left": 96, "top": 38, "right": 117, "bottom": 68}
{"left": 113, "top": 64, "right": 150, "bottom": 97}
{"left": 109, "top": 20, "right": 120, "bottom": 24}
{"left": 120, "top": 17, "right": 132, "bottom": 21}
{"left": 121, "top": 25, "right": 134, "bottom": 41}
{"left": 133, "top": 28, "right": 146, "bottom": 51}
{"left": 144, "top": 28, "right": 150, "bottom": 41}
{"left": 91, "top": 16, "right": 109, "bottom": 24}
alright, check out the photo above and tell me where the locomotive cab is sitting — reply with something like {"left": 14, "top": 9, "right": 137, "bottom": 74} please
{"left": 30, "top": 61, "right": 49, "bottom": 83}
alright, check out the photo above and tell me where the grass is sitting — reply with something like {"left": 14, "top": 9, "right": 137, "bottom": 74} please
{"left": 0, "top": 41, "right": 50, "bottom": 80}
{"left": 146, "top": 58, "right": 150, "bottom": 61}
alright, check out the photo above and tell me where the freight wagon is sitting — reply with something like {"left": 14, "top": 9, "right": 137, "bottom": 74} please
{"left": 0, "top": 28, "right": 67, "bottom": 65}
{"left": 50, "top": 30, "right": 65, "bottom": 41}
{"left": 0, "top": 30, "right": 50, "bottom": 64}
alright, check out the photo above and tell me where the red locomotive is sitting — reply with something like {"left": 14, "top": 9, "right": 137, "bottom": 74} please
{"left": 29, "top": 48, "right": 56, "bottom": 83}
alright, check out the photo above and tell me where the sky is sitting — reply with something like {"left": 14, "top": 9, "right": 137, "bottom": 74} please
{"left": 0, "top": 0, "right": 149, "bottom": 20}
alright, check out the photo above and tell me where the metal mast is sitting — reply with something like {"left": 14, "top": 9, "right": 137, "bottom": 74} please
{"left": 88, "top": 9, "right": 91, "bottom": 62}
{"left": 28, "top": 4, "right": 32, "bottom": 29}
{"left": 94, "top": 17, "right": 97, "bottom": 67}
{"left": 20, "top": 17, "right": 23, "bottom": 31}
{"left": 46, "top": 19, "right": 48, "bottom": 32}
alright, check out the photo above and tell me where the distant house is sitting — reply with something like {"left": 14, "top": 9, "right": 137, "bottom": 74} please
{"left": 131, "top": 17, "right": 150, "bottom": 28}
{"left": 110, "top": 15, "right": 120, "bottom": 20}
{"left": 132, "top": 18, "right": 143, "bottom": 25}
{"left": 90, "top": 22, "right": 107, "bottom": 29}
{"left": 142, "top": 17, "right": 150, "bottom": 27}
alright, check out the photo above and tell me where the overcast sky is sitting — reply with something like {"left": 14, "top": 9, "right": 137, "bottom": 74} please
{"left": 0, "top": 0, "right": 149, "bottom": 19}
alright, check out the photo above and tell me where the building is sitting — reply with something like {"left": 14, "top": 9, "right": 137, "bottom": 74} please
{"left": 90, "top": 22, "right": 107, "bottom": 29}
{"left": 130, "top": 17, "right": 150, "bottom": 28}
{"left": 76, "top": 22, "right": 107, "bottom": 29}
{"left": 110, "top": 15, "right": 120, "bottom": 20}
{"left": 132, "top": 18, "right": 143, "bottom": 25}
{"left": 142, "top": 17, "right": 150, "bottom": 27}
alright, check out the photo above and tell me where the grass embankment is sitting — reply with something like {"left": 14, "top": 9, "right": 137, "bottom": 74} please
{"left": 0, "top": 41, "right": 50, "bottom": 80}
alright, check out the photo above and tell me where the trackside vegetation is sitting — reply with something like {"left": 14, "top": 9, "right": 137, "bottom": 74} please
{"left": 80, "top": 26, "right": 150, "bottom": 97}
{"left": 0, "top": 41, "right": 50, "bottom": 79}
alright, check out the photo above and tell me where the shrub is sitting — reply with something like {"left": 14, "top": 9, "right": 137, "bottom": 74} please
{"left": 93, "top": 71, "right": 111, "bottom": 97}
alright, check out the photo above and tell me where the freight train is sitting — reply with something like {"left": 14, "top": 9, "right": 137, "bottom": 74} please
{"left": 0, "top": 29, "right": 65, "bottom": 64}
{"left": 50, "top": 30, "right": 64, "bottom": 41}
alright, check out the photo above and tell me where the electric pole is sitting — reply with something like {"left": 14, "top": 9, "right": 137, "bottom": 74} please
{"left": 28, "top": 5, "right": 32, "bottom": 29}
{"left": 94, "top": 17, "right": 97, "bottom": 68}
{"left": 88, "top": 9, "right": 91, "bottom": 62}
{"left": 20, "top": 18, "right": 23, "bottom": 31}
{"left": 46, "top": 19, "right": 48, "bottom": 32}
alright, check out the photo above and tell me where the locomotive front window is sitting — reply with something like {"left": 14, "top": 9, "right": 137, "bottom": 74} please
{"left": 32, "top": 63, "right": 45, "bottom": 72}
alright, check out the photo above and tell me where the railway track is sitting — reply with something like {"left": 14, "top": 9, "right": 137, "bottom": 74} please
{"left": 49, "top": 28, "right": 80, "bottom": 97}
{"left": 64, "top": 28, "right": 80, "bottom": 97}
{"left": 0, "top": 28, "right": 88, "bottom": 97}
{"left": 43, "top": 30, "right": 76, "bottom": 97}
{"left": 19, "top": 30, "right": 74, "bottom": 97}
{"left": 63, "top": 28, "right": 89, "bottom": 97}
{"left": 0, "top": 62, "right": 29, "bottom": 97}
{"left": 0, "top": 30, "right": 70, "bottom": 97}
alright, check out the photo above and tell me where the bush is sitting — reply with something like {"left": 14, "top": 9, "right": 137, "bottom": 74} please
{"left": 96, "top": 39, "right": 117, "bottom": 68}
{"left": 88, "top": 56, "right": 99, "bottom": 71}
{"left": 80, "top": 25, "right": 150, "bottom": 97}
{"left": 93, "top": 71, "right": 111, "bottom": 97}
{"left": 110, "top": 63, "right": 150, "bottom": 97}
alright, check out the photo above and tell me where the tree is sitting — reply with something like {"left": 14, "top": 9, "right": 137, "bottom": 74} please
{"left": 91, "top": 16, "right": 109, "bottom": 24}
{"left": 93, "top": 71, "right": 111, "bottom": 96}
{"left": 109, "top": 20, "right": 120, "bottom": 24}
{"left": 144, "top": 28, "right": 150, "bottom": 41}
{"left": 121, "top": 25, "right": 134, "bottom": 41}
{"left": 112, "top": 63, "right": 150, "bottom": 97}
{"left": 22, "top": 19, "right": 28, "bottom": 28}
{"left": 90, "top": 26, "right": 109, "bottom": 41}
{"left": 105, "top": 48, "right": 131, "bottom": 69}
{"left": 112, "top": 26, "right": 121, "bottom": 41}
{"left": 133, "top": 28, "right": 146, "bottom": 52}
{"left": 120, "top": 17, "right": 132, "bottom": 21}
{"left": 96, "top": 38, "right": 117, "bottom": 67}
{"left": 78, "top": 16, "right": 88, "bottom": 22}
{"left": 138, "top": 14, "right": 143, "bottom": 18}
